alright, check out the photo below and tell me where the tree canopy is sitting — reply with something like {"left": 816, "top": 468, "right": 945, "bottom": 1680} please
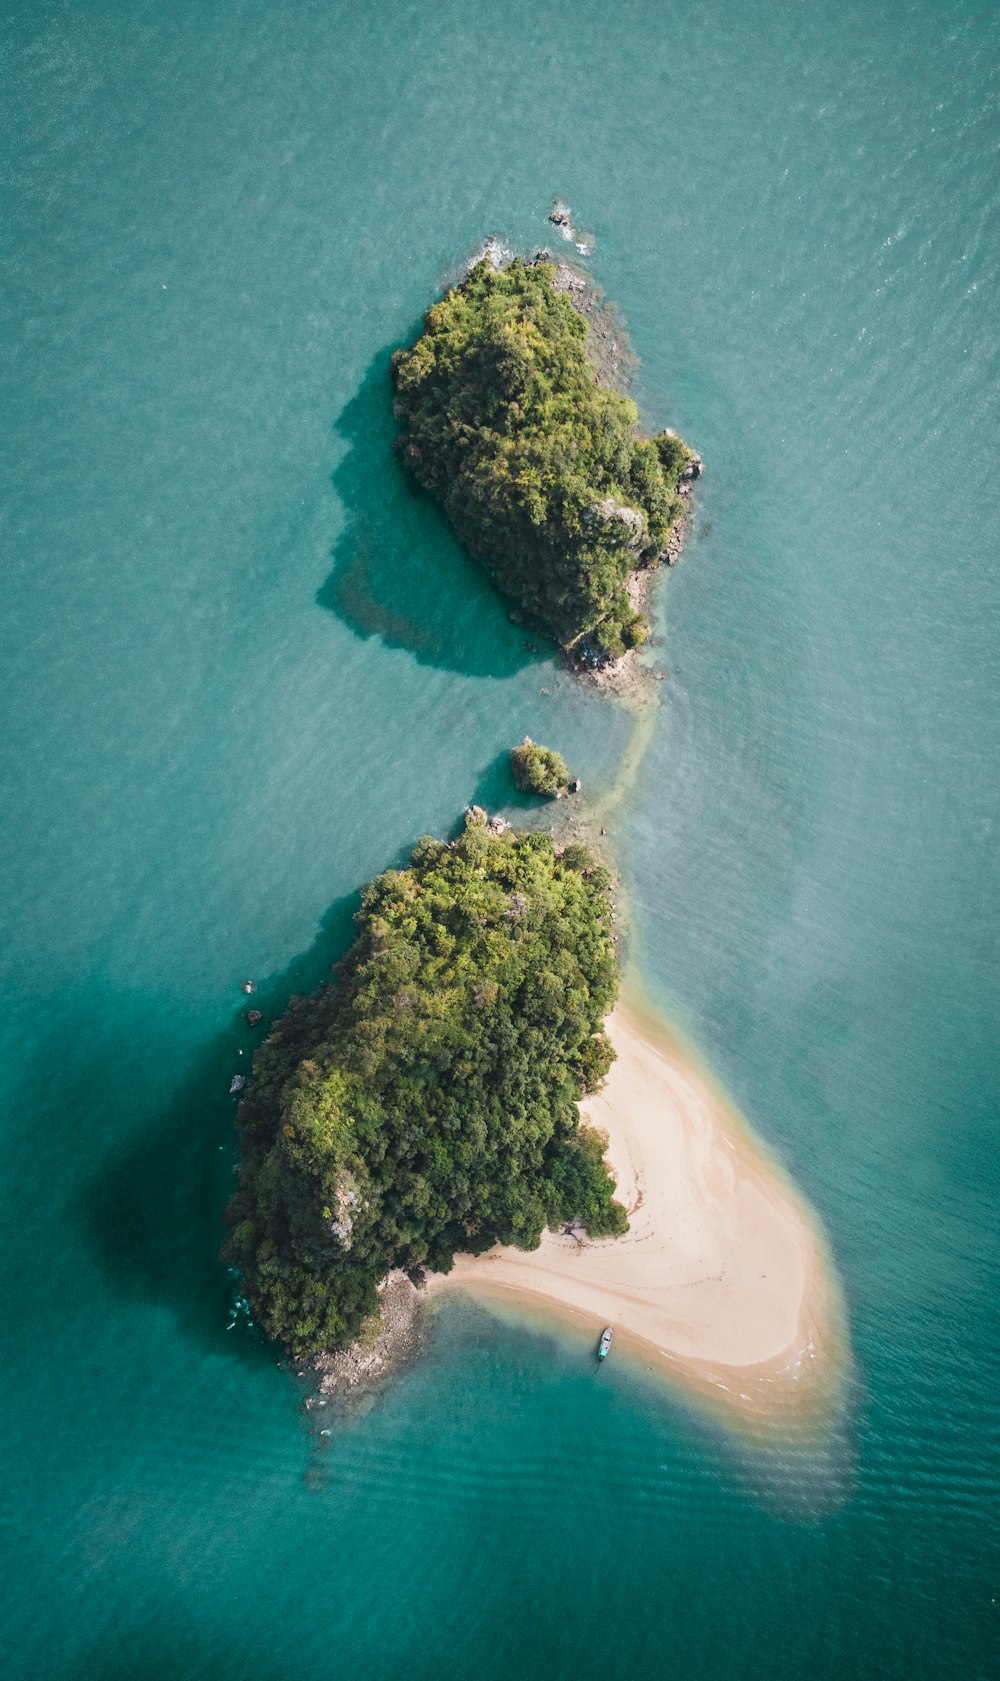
{"left": 391, "top": 256, "right": 695, "bottom": 659}
{"left": 511, "top": 739, "right": 571, "bottom": 797}
{"left": 224, "top": 811, "right": 626, "bottom": 1356}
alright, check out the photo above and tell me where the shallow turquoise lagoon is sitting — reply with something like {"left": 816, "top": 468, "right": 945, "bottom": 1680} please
{"left": 1, "top": 2, "right": 997, "bottom": 1676}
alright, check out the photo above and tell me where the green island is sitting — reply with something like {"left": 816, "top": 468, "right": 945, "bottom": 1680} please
{"left": 511, "top": 737, "right": 571, "bottom": 797}
{"left": 225, "top": 252, "right": 701, "bottom": 1366}
{"left": 391, "top": 255, "right": 699, "bottom": 662}
{"left": 224, "top": 810, "right": 626, "bottom": 1356}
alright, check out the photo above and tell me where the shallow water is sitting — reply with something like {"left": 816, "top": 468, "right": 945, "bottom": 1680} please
{"left": 1, "top": 1, "right": 998, "bottom": 1676}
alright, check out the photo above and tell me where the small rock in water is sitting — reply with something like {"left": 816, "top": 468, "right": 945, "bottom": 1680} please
{"left": 247, "top": 1009, "right": 262, "bottom": 1026}
{"left": 229, "top": 1074, "right": 246, "bottom": 1094}
{"left": 240, "top": 979, "right": 256, "bottom": 995}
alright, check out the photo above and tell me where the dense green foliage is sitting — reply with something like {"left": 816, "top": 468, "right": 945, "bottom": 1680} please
{"left": 224, "top": 812, "right": 626, "bottom": 1355}
{"left": 391, "top": 256, "right": 694, "bottom": 658}
{"left": 511, "top": 739, "right": 570, "bottom": 797}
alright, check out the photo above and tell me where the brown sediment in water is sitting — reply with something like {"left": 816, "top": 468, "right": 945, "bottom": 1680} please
{"left": 428, "top": 994, "right": 848, "bottom": 1440}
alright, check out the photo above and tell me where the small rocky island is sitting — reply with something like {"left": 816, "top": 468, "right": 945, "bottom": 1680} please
{"left": 511, "top": 737, "right": 574, "bottom": 798}
{"left": 391, "top": 254, "right": 701, "bottom": 670}
{"left": 224, "top": 809, "right": 627, "bottom": 1361}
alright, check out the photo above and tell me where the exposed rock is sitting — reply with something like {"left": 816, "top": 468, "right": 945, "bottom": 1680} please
{"left": 479, "top": 235, "right": 510, "bottom": 270}
{"left": 547, "top": 199, "right": 595, "bottom": 256}
{"left": 240, "top": 979, "right": 256, "bottom": 995}
{"left": 230, "top": 1074, "right": 246, "bottom": 1094}
{"left": 311, "top": 1270, "right": 425, "bottom": 1399}
{"left": 551, "top": 261, "right": 587, "bottom": 294}
{"left": 568, "top": 778, "right": 582, "bottom": 795}
{"left": 541, "top": 258, "right": 636, "bottom": 389}
{"left": 662, "top": 508, "right": 690, "bottom": 567}
{"left": 590, "top": 498, "right": 645, "bottom": 545}
{"left": 247, "top": 1009, "right": 262, "bottom": 1026}
{"left": 329, "top": 1170, "right": 360, "bottom": 1250}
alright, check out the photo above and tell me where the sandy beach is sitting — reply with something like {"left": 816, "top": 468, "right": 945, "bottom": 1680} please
{"left": 430, "top": 1000, "right": 845, "bottom": 1429}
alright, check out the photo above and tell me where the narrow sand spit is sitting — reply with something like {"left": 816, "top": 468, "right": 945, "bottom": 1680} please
{"left": 429, "top": 1001, "right": 845, "bottom": 1432}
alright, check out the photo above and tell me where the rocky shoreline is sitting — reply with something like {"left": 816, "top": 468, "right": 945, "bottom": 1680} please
{"left": 565, "top": 492, "right": 696, "bottom": 696}
{"left": 307, "top": 1269, "right": 427, "bottom": 1402}
{"left": 525, "top": 249, "right": 702, "bottom": 694}
{"left": 547, "top": 254, "right": 637, "bottom": 391}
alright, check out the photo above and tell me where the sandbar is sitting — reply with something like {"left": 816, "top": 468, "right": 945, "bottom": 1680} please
{"left": 429, "top": 998, "right": 845, "bottom": 1431}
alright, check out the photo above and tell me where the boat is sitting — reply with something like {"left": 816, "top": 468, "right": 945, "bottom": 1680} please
{"left": 597, "top": 1326, "right": 613, "bottom": 1361}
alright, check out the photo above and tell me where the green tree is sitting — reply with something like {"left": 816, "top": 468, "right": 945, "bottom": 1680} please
{"left": 224, "top": 811, "right": 625, "bottom": 1355}
{"left": 511, "top": 738, "right": 571, "bottom": 796}
{"left": 391, "top": 257, "right": 695, "bottom": 661}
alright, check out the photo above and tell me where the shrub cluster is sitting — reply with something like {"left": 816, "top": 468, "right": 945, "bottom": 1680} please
{"left": 391, "top": 257, "right": 694, "bottom": 659}
{"left": 511, "top": 738, "right": 570, "bottom": 797}
{"left": 224, "top": 812, "right": 626, "bottom": 1356}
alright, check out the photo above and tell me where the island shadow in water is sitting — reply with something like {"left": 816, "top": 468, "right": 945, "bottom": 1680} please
{"left": 76, "top": 891, "right": 368, "bottom": 1364}
{"left": 469, "top": 749, "right": 534, "bottom": 816}
{"left": 466, "top": 749, "right": 577, "bottom": 831}
{"left": 318, "top": 348, "right": 550, "bottom": 681}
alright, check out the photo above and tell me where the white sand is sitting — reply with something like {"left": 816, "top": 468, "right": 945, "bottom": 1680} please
{"left": 429, "top": 1002, "right": 843, "bottom": 1424}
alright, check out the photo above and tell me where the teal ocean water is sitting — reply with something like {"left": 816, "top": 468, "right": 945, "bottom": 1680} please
{"left": 2, "top": 1, "right": 998, "bottom": 1675}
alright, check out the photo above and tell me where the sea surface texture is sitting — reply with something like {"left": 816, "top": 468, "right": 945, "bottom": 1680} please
{"left": 1, "top": 2, "right": 997, "bottom": 1677}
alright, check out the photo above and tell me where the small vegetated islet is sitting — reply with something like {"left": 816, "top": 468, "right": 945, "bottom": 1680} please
{"left": 224, "top": 811, "right": 626, "bottom": 1356}
{"left": 511, "top": 738, "right": 571, "bottom": 797}
{"left": 391, "top": 255, "right": 696, "bottom": 661}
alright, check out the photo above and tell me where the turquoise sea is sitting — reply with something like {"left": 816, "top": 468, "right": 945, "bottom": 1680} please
{"left": 2, "top": 1, "right": 998, "bottom": 1675}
